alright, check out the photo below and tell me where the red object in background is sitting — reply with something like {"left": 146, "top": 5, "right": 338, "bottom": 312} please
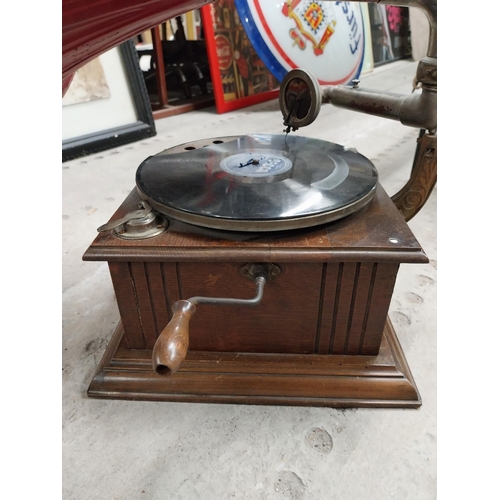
{"left": 201, "top": 2, "right": 279, "bottom": 114}
{"left": 62, "top": 0, "right": 211, "bottom": 83}
{"left": 62, "top": 74, "right": 75, "bottom": 96}
{"left": 386, "top": 6, "right": 404, "bottom": 33}
{"left": 215, "top": 35, "right": 233, "bottom": 70}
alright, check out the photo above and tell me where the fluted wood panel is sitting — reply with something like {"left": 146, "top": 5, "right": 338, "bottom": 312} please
{"left": 110, "top": 260, "right": 397, "bottom": 355}
{"left": 108, "top": 262, "right": 144, "bottom": 349}
{"left": 359, "top": 263, "right": 400, "bottom": 354}
{"left": 109, "top": 261, "right": 179, "bottom": 349}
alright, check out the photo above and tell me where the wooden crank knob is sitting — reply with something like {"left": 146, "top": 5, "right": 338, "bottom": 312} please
{"left": 152, "top": 300, "right": 196, "bottom": 376}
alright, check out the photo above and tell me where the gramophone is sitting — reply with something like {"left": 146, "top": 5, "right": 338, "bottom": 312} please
{"left": 64, "top": 0, "right": 436, "bottom": 408}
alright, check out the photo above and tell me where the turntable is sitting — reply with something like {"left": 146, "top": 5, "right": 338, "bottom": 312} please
{"left": 83, "top": 63, "right": 436, "bottom": 408}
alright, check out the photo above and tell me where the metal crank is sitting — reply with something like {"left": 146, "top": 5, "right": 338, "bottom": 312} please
{"left": 152, "top": 263, "right": 281, "bottom": 376}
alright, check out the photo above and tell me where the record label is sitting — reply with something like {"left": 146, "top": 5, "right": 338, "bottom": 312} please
{"left": 220, "top": 151, "right": 293, "bottom": 179}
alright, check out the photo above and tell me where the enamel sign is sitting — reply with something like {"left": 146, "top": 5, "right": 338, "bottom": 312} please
{"left": 234, "top": 0, "right": 365, "bottom": 84}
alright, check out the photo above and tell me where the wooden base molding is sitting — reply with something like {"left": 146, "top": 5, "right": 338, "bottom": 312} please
{"left": 87, "top": 317, "right": 420, "bottom": 408}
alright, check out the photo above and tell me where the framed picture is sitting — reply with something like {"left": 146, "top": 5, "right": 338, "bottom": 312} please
{"left": 367, "top": 3, "right": 411, "bottom": 66}
{"left": 201, "top": 0, "right": 280, "bottom": 114}
{"left": 62, "top": 40, "right": 156, "bottom": 162}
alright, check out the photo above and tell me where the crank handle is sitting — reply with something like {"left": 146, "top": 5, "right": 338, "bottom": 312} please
{"left": 152, "top": 300, "right": 196, "bottom": 376}
{"left": 152, "top": 269, "right": 273, "bottom": 376}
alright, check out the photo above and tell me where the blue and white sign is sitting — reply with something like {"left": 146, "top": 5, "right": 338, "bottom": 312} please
{"left": 234, "top": 0, "right": 365, "bottom": 84}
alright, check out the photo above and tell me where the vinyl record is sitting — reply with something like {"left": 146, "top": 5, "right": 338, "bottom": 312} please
{"left": 136, "top": 134, "right": 378, "bottom": 231}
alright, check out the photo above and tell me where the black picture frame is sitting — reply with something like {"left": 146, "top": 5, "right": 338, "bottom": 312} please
{"left": 62, "top": 40, "right": 156, "bottom": 162}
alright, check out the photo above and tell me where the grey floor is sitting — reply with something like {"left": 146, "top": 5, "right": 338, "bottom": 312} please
{"left": 62, "top": 60, "right": 436, "bottom": 499}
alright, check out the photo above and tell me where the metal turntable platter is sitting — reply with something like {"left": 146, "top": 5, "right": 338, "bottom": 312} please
{"left": 136, "top": 134, "right": 378, "bottom": 232}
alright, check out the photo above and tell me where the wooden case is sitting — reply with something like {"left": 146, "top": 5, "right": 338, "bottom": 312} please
{"left": 83, "top": 183, "right": 427, "bottom": 407}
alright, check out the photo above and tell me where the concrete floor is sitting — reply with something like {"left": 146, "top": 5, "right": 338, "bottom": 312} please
{"left": 62, "top": 60, "right": 436, "bottom": 499}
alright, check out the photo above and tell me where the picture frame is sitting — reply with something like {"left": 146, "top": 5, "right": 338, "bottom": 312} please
{"left": 62, "top": 40, "right": 156, "bottom": 162}
{"left": 201, "top": 1, "right": 280, "bottom": 114}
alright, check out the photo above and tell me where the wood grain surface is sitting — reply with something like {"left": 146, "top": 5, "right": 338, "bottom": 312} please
{"left": 87, "top": 318, "right": 421, "bottom": 408}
